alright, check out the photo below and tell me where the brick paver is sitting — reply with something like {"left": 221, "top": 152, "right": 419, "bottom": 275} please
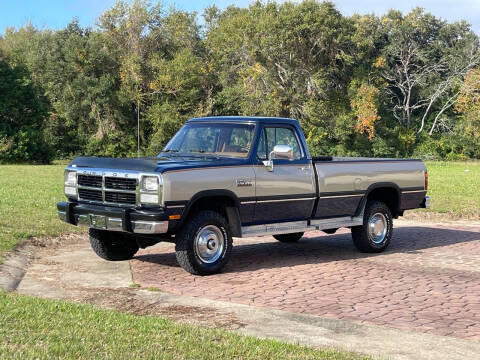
{"left": 131, "top": 223, "right": 480, "bottom": 340}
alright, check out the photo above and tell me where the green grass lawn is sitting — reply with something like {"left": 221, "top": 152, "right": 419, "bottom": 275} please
{"left": 0, "top": 165, "right": 84, "bottom": 261}
{"left": 423, "top": 161, "right": 480, "bottom": 217}
{"left": 0, "top": 291, "right": 365, "bottom": 360}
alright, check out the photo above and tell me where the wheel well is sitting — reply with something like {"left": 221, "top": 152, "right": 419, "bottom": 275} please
{"left": 366, "top": 187, "right": 400, "bottom": 217}
{"left": 190, "top": 195, "right": 235, "bottom": 214}
{"left": 184, "top": 195, "right": 241, "bottom": 237}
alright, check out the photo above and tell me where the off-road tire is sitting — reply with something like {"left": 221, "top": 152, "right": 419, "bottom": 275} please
{"left": 273, "top": 232, "right": 304, "bottom": 243}
{"left": 89, "top": 228, "right": 139, "bottom": 261}
{"left": 175, "top": 210, "right": 233, "bottom": 275}
{"left": 351, "top": 200, "right": 393, "bottom": 253}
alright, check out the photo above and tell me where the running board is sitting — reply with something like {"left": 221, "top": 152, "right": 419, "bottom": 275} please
{"left": 241, "top": 221, "right": 311, "bottom": 237}
{"left": 310, "top": 216, "right": 363, "bottom": 230}
{"left": 240, "top": 216, "right": 363, "bottom": 238}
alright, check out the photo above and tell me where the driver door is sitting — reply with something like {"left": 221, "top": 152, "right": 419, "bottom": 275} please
{"left": 253, "top": 125, "right": 315, "bottom": 223}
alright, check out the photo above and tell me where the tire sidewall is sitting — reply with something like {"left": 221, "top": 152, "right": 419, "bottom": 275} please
{"left": 364, "top": 202, "right": 393, "bottom": 251}
{"left": 183, "top": 211, "right": 232, "bottom": 274}
{"left": 89, "top": 228, "right": 138, "bottom": 261}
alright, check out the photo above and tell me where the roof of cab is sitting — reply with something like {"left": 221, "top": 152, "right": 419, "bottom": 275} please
{"left": 187, "top": 116, "right": 299, "bottom": 125}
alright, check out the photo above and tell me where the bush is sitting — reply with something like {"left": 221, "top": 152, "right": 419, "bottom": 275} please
{"left": 0, "top": 129, "right": 54, "bottom": 164}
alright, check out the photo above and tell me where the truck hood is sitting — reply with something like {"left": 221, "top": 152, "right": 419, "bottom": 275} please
{"left": 69, "top": 155, "right": 246, "bottom": 173}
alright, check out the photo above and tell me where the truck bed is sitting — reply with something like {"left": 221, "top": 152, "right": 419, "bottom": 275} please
{"left": 312, "top": 157, "right": 426, "bottom": 219}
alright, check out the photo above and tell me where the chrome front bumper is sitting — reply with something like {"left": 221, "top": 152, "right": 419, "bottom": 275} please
{"left": 57, "top": 201, "right": 169, "bottom": 235}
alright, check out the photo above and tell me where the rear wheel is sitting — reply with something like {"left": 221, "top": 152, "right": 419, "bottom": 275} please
{"left": 351, "top": 200, "right": 393, "bottom": 253}
{"left": 89, "top": 228, "right": 139, "bottom": 261}
{"left": 273, "top": 232, "right": 304, "bottom": 243}
{"left": 175, "top": 210, "right": 232, "bottom": 275}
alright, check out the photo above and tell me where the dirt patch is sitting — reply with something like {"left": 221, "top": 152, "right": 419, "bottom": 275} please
{"left": 29, "top": 232, "right": 86, "bottom": 249}
{"left": 70, "top": 287, "right": 244, "bottom": 330}
{"left": 156, "top": 304, "right": 245, "bottom": 329}
{"left": 402, "top": 210, "right": 480, "bottom": 223}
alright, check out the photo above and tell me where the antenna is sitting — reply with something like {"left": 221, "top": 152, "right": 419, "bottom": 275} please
{"left": 137, "top": 99, "right": 140, "bottom": 158}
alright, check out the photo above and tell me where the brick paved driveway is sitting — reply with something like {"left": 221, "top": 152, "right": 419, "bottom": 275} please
{"left": 131, "top": 222, "right": 480, "bottom": 341}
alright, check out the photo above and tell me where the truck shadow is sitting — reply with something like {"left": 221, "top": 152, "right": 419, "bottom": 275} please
{"left": 133, "top": 226, "right": 480, "bottom": 273}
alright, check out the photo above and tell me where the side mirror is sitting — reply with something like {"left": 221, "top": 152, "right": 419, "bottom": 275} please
{"left": 263, "top": 144, "right": 294, "bottom": 171}
{"left": 272, "top": 144, "right": 294, "bottom": 160}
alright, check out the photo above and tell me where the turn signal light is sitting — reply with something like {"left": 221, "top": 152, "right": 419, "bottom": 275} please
{"left": 169, "top": 215, "right": 181, "bottom": 220}
{"left": 424, "top": 170, "right": 428, "bottom": 190}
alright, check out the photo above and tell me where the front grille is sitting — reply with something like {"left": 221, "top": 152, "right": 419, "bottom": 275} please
{"left": 105, "top": 191, "right": 136, "bottom": 205}
{"left": 78, "top": 188, "right": 103, "bottom": 202}
{"left": 78, "top": 175, "right": 102, "bottom": 188}
{"left": 77, "top": 173, "right": 138, "bottom": 206}
{"left": 105, "top": 177, "right": 137, "bottom": 191}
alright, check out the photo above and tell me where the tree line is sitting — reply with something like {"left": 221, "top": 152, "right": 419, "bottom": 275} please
{"left": 1, "top": 0, "right": 480, "bottom": 163}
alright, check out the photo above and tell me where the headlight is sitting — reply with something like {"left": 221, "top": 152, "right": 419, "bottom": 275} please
{"left": 141, "top": 176, "right": 158, "bottom": 192}
{"left": 64, "top": 170, "right": 77, "bottom": 186}
{"left": 140, "top": 193, "right": 159, "bottom": 204}
{"left": 65, "top": 186, "right": 77, "bottom": 196}
{"left": 64, "top": 170, "right": 77, "bottom": 197}
{"left": 140, "top": 175, "right": 162, "bottom": 205}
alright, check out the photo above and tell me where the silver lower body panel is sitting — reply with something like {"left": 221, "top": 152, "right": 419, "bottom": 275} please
{"left": 241, "top": 221, "right": 311, "bottom": 237}
{"left": 240, "top": 216, "right": 363, "bottom": 238}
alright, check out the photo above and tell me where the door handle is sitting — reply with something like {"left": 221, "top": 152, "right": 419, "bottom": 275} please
{"left": 298, "top": 166, "right": 310, "bottom": 172}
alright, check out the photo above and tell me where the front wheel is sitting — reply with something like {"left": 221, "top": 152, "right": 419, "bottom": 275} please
{"left": 351, "top": 200, "right": 393, "bottom": 253}
{"left": 89, "top": 228, "right": 139, "bottom": 261}
{"left": 175, "top": 210, "right": 232, "bottom": 275}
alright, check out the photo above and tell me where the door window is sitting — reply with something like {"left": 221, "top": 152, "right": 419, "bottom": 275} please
{"left": 257, "top": 127, "right": 302, "bottom": 160}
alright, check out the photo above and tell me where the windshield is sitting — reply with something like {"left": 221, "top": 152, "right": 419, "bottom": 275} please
{"left": 162, "top": 123, "right": 255, "bottom": 158}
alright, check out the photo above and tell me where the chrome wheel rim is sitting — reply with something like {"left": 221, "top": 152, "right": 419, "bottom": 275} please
{"left": 368, "top": 213, "right": 388, "bottom": 244}
{"left": 194, "top": 225, "right": 225, "bottom": 264}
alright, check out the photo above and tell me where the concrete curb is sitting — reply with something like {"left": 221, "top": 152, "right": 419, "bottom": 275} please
{"left": 0, "top": 247, "right": 31, "bottom": 292}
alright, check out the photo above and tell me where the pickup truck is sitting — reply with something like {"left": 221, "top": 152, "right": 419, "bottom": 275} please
{"left": 57, "top": 116, "right": 430, "bottom": 275}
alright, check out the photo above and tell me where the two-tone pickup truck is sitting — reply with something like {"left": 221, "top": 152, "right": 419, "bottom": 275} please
{"left": 57, "top": 116, "right": 430, "bottom": 275}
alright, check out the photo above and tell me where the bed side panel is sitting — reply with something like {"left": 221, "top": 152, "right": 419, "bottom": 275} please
{"left": 314, "top": 160, "right": 426, "bottom": 218}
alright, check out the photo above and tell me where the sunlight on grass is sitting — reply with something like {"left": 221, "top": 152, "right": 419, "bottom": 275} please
{"left": 0, "top": 291, "right": 366, "bottom": 360}
{"left": 423, "top": 161, "right": 480, "bottom": 217}
{"left": 0, "top": 165, "right": 84, "bottom": 260}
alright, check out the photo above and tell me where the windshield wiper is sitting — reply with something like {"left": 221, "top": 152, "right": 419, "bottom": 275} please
{"left": 187, "top": 150, "right": 220, "bottom": 158}
{"left": 163, "top": 149, "right": 179, "bottom": 153}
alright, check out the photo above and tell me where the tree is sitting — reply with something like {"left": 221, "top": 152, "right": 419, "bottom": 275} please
{"left": 380, "top": 8, "right": 480, "bottom": 135}
{"left": 351, "top": 84, "right": 381, "bottom": 139}
{"left": 1, "top": 1, "right": 479, "bottom": 161}
{"left": 455, "top": 67, "right": 480, "bottom": 157}
{"left": 0, "top": 56, "right": 52, "bottom": 163}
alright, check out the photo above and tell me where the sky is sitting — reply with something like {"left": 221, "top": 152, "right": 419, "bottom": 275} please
{"left": 0, "top": 0, "right": 479, "bottom": 34}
